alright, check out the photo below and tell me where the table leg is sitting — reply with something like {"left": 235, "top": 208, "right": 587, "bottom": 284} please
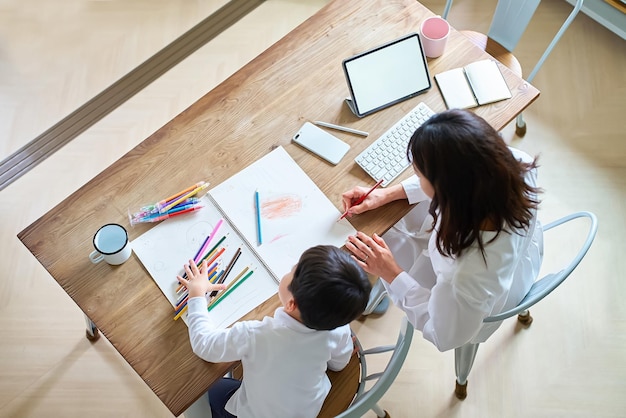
{"left": 84, "top": 315, "right": 100, "bottom": 341}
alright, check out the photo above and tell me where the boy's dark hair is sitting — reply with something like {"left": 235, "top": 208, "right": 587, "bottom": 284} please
{"left": 289, "top": 245, "right": 371, "bottom": 331}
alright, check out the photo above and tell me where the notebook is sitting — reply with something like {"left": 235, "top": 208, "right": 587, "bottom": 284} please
{"left": 434, "top": 59, "right": 512, "bottom": 109}
{"left": 131, "top": 146, "right": 356, "bottom": 328}
{"left": 342, "top": 33, "right": 431, "bottom": 117}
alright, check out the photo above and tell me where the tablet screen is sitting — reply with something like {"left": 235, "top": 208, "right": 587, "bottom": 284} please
{"left": 342, "top": 33, "right": 431, "bottom": 117}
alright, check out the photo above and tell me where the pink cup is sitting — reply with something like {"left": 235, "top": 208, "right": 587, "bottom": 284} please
{"left": 419, "top": 16, "right": 450, "bottom": 58}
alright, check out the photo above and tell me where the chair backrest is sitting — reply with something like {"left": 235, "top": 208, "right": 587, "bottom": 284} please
{"left": 485, "top": 211, "right": 598, "bottom": 323}
{"left": 442, "top": 0, "right": 584, "bottom": 82}
{"left": 488, "top": 0, "right": 541, "bottom": 51}
{"left": 334, "top": 316, "right": 414, "bottom": 418}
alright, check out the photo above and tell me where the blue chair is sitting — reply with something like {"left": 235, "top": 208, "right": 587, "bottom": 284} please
{"left": 442, "top": 0, "right": 584, "bottom": 136}
{"left": 454, "top": 211, "right": 598, "bottom": 399}
{"left": 331, "top": 317, "right": 414, "bottom": 418}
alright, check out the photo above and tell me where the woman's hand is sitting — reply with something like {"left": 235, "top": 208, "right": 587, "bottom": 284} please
{"left": 177, "top": 260, "right": 226, "bottom": 298}
{"left": 341, "top": 184, "right": 406, "bottom": 217}
{"left": 345, "top": 231, "right": 403, "bottom": 283}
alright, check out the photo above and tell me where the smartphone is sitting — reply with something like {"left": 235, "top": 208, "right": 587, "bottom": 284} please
{"left": 292, "top": 122, "right": 350, "bottom": 165}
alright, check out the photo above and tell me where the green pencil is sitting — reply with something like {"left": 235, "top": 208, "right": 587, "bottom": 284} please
{"left": 207, "top": 269, "right": 254, "bottom": 312}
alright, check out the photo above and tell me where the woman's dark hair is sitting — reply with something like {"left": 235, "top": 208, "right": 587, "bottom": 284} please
{"left": 289, "top": 245, "right": 371, "bottom": 330}
{"left": 407, "top": 109, "right": 541, "bottom": 258}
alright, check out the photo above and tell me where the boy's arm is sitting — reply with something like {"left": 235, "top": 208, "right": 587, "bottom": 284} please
{"left": 326, "top": 324, "right": 354, "bottom": 371}
{"left": 178, "top": 259, "right": 248, "bottom": 362}
{"left": 186, "top": 297, "right": 249, "bottom": 362}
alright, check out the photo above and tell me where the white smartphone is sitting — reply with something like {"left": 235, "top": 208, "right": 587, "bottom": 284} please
{"left": 292, "top": 122, "right": 350, "bottom": 165}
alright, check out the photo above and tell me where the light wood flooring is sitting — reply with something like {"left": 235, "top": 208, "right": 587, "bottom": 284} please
{"left": 1, "top": 0, "right": 625, "bottom": 417}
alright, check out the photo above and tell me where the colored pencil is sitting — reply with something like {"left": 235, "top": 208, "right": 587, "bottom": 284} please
{"left": 255, "top": 190, "right": 263, "bottom": 245}
{"left": 160, "top": 182, "right": 209, "bottom": 213}
{"left": 139, "top": 205, "right": 204, "bottom": 223}
{"left": 208, "top": 269, "right": 254, "bottom": 312}
{"left": 159, "top": 181, "right": 205, "bottom": 209}
{"left": 194, "top": 218, "right": 224, "bottom": 264}
{"left": 196, "top": 234, "right": 228, "bottom": 266}
{"left": 209, "top": 266, "right": 249, "bottom": 306}
{"left": 192, "top": 233, "right": 212, "bottom": 265}
{"left": 338, "top": 178, "right": 384, "bottom": 220}
{"left": 210, "top": 248, "right": 242, "bottom": 297}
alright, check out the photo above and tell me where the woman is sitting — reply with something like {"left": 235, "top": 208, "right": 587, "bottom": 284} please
{"left": 342, "top": 109, "right": 543, "bottom": 352}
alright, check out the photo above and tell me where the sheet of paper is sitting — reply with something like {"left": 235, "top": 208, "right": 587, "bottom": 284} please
{"left": 209, "top": 146, "right": 356, "bottom": 280}
{"left": 131, "top": 198, "right": 279, "bottom": 328}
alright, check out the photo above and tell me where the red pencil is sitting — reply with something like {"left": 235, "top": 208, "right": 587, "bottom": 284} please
{"left": 339, "top": 178, "right": 384, "bottom": 220}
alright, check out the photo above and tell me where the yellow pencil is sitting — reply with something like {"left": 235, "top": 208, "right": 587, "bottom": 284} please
{"left": 173, "top": 304, "right": 188, "bottom": 321}
{"left": 160, "top": 182, "right": 208, "bottom": 213}
{"left": 159, "top": 181, "right": 205, "bottom": 208}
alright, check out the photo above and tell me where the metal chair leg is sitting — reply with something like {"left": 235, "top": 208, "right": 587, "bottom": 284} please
{"left": 517, "top": 309, "right": 533, "bottom": 326}
{"left": 85, "top": 315, "right": 100, "bottom": 341}
{"left": 515, "top": 113, "right": 527, "bottom": 137}
{"left": 454, "top": 343, "right": 479, "bottom": 400}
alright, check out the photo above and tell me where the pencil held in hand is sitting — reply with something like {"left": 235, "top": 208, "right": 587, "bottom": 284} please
{"left": 339, "top": 178, "right": 384, "bottom": 220}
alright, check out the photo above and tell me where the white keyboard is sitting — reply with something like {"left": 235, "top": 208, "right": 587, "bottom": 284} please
{"left": 355, "top": 102, "right": 435, "bottom": 187}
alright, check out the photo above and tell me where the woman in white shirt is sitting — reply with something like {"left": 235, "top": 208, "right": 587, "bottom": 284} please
{"left": 342, "top": 109, "right": 543, "bottom": 356}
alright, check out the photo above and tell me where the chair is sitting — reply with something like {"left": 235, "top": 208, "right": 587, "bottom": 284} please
{"left": 184, "top": 317, "right": 414, "bottom": 418}
{"left": 322, "top": 316, "right": 414, "bottom": 418}
{"left": 442, "top": 0, "right": 584, "bottom": 137}
{"left": 454, "top": 211, "right": 598, "bottom": 400}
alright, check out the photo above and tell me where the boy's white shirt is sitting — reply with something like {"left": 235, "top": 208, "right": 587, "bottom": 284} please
{"left": 186, "top": 299, "right": 352, "bottom": 418}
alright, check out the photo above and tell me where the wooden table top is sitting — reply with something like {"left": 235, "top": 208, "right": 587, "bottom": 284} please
{"left": 17, "top": 0, "right": 539, "bottom": 415}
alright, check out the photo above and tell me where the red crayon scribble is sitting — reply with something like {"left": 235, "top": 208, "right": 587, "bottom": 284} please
{"left": 270, "top": 234, "right": 288, "bottom": 243}
{"left": 261, "top": 194, "right": 302, "bottom": 220}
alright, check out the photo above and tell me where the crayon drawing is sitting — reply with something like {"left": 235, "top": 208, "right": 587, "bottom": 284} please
{"left": 261, "top": 194, "right": 302, "bottom": 220}
{"left": 209, "top": 146, "right": 356, "bottom": 279}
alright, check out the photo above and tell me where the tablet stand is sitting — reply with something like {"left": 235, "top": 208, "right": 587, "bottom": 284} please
{"left": 344, "top": 97, "right": 362, "bottom": 118}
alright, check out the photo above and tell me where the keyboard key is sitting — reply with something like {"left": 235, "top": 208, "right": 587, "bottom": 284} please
{"left": 355, "top": 102, "right": 435, "bottom": 186}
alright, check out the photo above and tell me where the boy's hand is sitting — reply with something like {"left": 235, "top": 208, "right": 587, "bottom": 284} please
{"left": 177, "top": 260, "right": 226, "bottom": 298}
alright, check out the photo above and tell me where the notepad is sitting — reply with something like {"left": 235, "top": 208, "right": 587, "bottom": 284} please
{"left": 131, "top": 146, "right": 356, "bottom": 328}
{"left": 434, "top": 59, "right": 512, "bottom": 109}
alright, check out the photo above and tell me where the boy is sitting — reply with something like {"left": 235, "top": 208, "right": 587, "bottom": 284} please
{"left": 177, "top": 245, "right": 371, "bottom": 418}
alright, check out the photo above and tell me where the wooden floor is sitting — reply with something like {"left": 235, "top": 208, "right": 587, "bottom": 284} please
{"left": 1, "top": 0, "right": 624, "bottom": 417}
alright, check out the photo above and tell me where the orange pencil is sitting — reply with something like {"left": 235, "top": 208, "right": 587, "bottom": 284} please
{"left": 159, "top": 181, "right": 205, "bottom": 208}
{"left": 160, "top": 182, "right": 209, "bottom": 213}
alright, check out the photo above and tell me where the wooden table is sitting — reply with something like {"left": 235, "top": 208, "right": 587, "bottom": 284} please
{"left": 17, "top": 0, "right": 539, "bottom": 415}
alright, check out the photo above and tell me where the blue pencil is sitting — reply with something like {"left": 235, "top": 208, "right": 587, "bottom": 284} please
{"left": 255, "top": 190, "right": 263, "bottom": 245}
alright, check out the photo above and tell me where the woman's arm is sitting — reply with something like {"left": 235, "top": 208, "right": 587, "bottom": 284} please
{"left": 341, "top": 183, "right": 407, "bottom": 216}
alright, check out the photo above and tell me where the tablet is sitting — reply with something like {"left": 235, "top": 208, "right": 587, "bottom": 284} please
{"left": 342, "top": 33, "right": 431, "bottom": 118}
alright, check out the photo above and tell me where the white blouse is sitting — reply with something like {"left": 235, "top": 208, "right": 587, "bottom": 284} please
{"left": 381, "top": 147, "right": 543, "bottom": 352}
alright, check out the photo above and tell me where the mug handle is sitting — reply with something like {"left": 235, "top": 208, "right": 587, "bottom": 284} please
{"left": 89, "top": 250, "right": 104, "bottom": 264}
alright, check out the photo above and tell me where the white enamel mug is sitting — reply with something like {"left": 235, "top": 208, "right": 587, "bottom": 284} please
{"left": 89, "top": 223, "right": 132, "bottom": 265}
